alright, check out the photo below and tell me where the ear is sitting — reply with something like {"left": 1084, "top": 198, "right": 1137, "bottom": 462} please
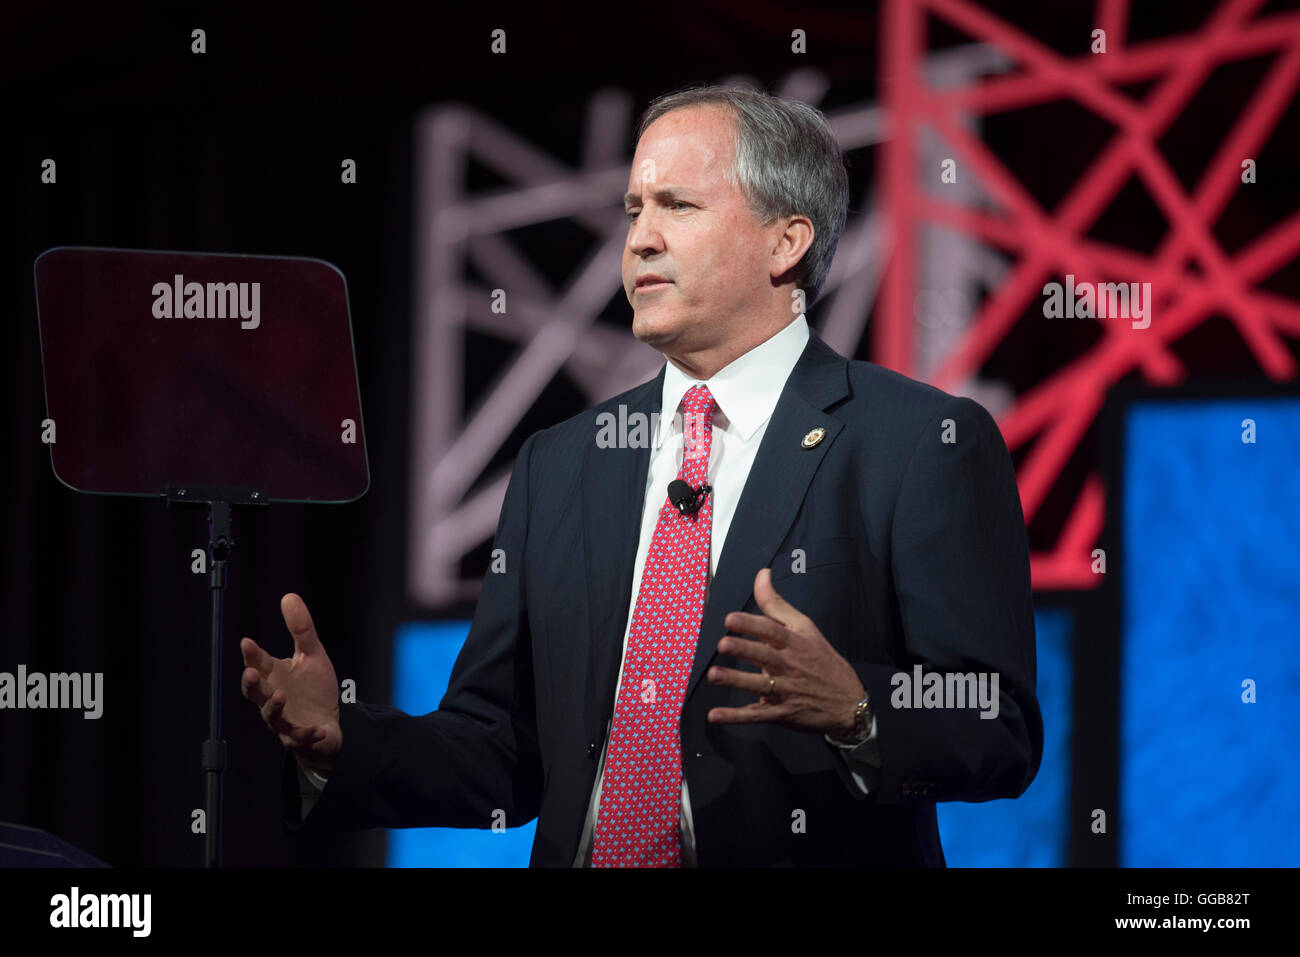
{"left": 770, "top": 215, "right": 815, "bottom": 282}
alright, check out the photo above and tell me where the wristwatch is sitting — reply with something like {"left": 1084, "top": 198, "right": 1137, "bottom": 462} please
{"left": 827, "top": 691, "right": 873, "bottom": 748}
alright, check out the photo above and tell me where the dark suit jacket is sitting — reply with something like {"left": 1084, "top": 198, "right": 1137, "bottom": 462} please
{"left": 283, "top": 328, "right": 1043, "bottom": 866}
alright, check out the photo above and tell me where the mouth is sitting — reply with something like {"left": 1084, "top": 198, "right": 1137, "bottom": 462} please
{"left": 634, "top": 276, "right": 672, "bottom": 294}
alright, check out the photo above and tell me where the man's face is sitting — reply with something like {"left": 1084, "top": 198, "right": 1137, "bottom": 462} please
{"left": 622, "top": 105, "right": 775, "bottom": 354}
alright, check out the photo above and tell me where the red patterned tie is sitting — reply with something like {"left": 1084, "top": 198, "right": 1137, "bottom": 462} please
{"left": 591, "top": 384, "right": 715, "bottom": 867}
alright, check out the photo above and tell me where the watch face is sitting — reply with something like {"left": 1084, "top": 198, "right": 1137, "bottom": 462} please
{"left": 854, "top": 698, "right": 871, "bottom": 736}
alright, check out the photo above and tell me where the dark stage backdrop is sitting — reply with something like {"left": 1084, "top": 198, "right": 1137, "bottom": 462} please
{"left": 3, "top": 0, "right": 1297, "bottom": 866}
{"left": 0, "top": 0, "right": 898, "bottom": 868}
{"left": 3, "top": 105, "right": 415, "bottom": 865}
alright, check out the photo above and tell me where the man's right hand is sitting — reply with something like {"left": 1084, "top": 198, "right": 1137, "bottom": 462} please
{"left": 241, "top": 593, "right": 343, "bottom": 777}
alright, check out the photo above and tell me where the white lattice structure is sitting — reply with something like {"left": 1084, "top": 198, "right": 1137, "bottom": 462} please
{"left": 409, "top": 55, "right": 1010, "bottom": 607}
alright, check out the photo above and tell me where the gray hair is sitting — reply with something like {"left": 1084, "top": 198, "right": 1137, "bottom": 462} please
{"left": 635, "top": 84, "right": 849, "bottom": 306}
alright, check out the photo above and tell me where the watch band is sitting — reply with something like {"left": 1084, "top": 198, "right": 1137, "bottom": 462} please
{"left": 827, "top": 692, "right": 872, "bottom": 748}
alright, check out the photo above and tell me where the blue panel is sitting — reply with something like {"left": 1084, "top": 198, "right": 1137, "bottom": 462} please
{"left": 937, "top": 606, "right": 1072, "bottom": 866}
{"left": 386, "top": 620, "right": 536, "bottom": 867}
{"left": 1121, "top": 399, "right": 1300, "bottom": 866}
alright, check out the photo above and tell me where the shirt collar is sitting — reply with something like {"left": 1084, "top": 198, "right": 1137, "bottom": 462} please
{"left": 656, "top": 314, "right": 810, "bottom": 445}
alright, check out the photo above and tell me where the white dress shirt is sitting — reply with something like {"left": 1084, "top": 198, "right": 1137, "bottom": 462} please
{"left": 298, "top": 314, "right": 882, "bottom": 863}
{"left": 571, "top": 313, "right": 880, "bottom": 867}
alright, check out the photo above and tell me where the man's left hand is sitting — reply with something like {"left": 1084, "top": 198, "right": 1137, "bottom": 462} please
{"left": 706, "top": 567, "right": 866, "bottom": 737}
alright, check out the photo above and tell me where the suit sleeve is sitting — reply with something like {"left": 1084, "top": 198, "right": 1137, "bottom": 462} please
{"left": 282, "top": 432, "right": 544, "bottom": 832}
{"left": 853, "top": 396, "right": 1043, "bottom": 805}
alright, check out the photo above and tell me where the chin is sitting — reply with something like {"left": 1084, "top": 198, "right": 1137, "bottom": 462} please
{"left": 632, "top": 310, "right": 680, "bottom": 344}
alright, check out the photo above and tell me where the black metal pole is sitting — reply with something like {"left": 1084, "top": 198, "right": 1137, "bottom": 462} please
{"left": 163, "top": 485, "right": 264, "bottom": 868}
{"left": 203, "top": 500, "right": 233, "bottom": 868}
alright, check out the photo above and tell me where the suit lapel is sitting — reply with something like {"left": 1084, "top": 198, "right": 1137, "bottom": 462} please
{"left": 579, "top": 330, "right": 852, "bottom": 724}
{"left": 581, "top": 368, "right": 663, "bottom": 735}
{"left": 684, "top": 331, "right": 850, "bottom": 705}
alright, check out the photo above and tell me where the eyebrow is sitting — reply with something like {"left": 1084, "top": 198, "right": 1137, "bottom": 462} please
{"left": 623, "top": 186, "right": 698, "bottom": 207}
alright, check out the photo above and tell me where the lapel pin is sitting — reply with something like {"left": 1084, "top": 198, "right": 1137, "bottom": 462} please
{"left": 801, "top": 427, "right": 827, "bottom": 449}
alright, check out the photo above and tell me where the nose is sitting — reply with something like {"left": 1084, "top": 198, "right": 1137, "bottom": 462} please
{"left": 626, "top": 207, "right": 664, "bottom": 258}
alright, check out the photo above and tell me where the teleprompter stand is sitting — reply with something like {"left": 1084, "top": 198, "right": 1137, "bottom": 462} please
{"left": 164, "top": 485, "right": 267, "bottom": 869}
{"left": 35, "top": 247, "right": 369, "bottom": 869}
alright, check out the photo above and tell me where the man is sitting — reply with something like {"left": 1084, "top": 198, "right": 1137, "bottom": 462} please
{"left": 241, "top": 85, "right": 1042, "bottom": 866}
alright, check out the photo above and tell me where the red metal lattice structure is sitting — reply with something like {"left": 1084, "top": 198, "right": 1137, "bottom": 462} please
{"left": 877, "top": 0, "right": 1300, "bottom": 589}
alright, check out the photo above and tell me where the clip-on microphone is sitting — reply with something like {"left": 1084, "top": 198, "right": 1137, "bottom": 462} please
{"left": 667, "top": 479, "right": 712, "bottom": 516}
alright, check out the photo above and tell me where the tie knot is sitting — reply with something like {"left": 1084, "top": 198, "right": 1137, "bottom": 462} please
{"left": 679, "top": 385, "right": 714, "bottom": 468}
{"left": 681, "top": 384, "right": 714, "bottom": 417}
